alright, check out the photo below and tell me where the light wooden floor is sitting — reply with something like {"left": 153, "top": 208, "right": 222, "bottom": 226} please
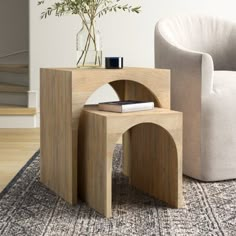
{"left": 0, "top": 128, "right": 40, "bottom": 192}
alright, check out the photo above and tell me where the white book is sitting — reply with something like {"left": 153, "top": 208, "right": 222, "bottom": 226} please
{"left": 98, "top": 100, "right": 154, "bottom": 113}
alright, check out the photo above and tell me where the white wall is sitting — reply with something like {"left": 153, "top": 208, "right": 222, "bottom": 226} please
{"left": 30, "top": 0, "right": 236, "bottom": 106}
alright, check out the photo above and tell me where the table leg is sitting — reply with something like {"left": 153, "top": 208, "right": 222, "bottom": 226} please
{"left": 128, "top": 123, "right": 183, "bottom": 208}
{"left": 78, "top": 111, "right": 113, "bottom": 218}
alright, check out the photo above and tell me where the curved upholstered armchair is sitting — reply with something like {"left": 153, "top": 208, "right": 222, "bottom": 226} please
{"left": 155, "top": 16, "right": 236, "bottom": 181}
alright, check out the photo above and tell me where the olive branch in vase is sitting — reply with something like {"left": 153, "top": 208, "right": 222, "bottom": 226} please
{"left": 38, "top": 0, "right": 141, "bottom": 67}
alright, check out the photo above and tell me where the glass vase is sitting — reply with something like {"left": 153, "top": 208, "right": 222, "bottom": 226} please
{"left": 76, "top": 20, "right": 102, "bottom": 68}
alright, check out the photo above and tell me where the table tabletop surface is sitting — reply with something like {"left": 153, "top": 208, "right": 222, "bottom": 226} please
{"left": 84, "top": 105, "right": 181, "bottom": 117}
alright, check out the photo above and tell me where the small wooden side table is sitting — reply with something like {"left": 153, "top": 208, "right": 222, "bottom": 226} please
{"left": 79, "top": 106, "right": 183, "bottom": 218}
{"left": 40, "top": 67, "right": 173, "bottom": 204}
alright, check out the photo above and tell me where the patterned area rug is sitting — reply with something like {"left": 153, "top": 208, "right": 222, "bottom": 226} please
{"left": 0, "top": 145, "right": 236, "bottom": 236}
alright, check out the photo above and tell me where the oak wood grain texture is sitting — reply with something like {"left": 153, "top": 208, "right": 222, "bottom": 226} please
{"left": 40, "top": 67, "right": 170, "bottom": 205}
{"left": 129, "top": 123, "right": 183, "bottom": 208}
{"left": 0, "top": 106, "right": 36, "bottom": 115}
{"left": 109, "top": 72, "right": 170, "bottom": 176}
{"left": 40, "top": 69, "right": 75, "bottom": 204}
{"left": 78, "top": 110, "right": 111, "bottom": 216}
{"left": 78, "top": 107, "right": 183, "bottom": 217}
{"left": 110, "top": 79, "right": 163, "bottom": 176}
{"left": 0, "top": 128, "right": 40, "bottom": 192}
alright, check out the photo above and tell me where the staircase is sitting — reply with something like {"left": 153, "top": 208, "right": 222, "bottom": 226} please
{"left": 0, "top": 64, "right": 28, "bottom": 73}
{"left": 0, "top": 64, "right": 37, "bottom": 128}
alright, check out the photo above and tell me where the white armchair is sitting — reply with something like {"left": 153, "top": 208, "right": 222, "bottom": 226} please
{"left": 155, "top": 16, "right": 236, "bottom": 181}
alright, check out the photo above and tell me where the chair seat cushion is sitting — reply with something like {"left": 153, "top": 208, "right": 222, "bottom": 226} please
{"left": 201, "top": 70, "right": 236, "bottom": 180}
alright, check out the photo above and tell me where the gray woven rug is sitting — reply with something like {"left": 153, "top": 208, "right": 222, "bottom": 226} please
{"left": 0, "top": 145, "right": 236, "bottom": 236}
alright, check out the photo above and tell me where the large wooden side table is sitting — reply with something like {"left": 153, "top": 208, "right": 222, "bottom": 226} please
{"left": 40, "top": 67, "right": 178, "bottom": 205}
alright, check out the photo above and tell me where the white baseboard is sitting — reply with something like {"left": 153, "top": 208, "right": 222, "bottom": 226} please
{"left": 0, "top": 90, "right": 38, "bottom": 128}
{"left": 0, "top": 115, "right": 37, "bottom": 128}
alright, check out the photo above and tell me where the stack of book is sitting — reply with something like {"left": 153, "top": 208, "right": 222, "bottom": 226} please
{"left": 98, "top": 100, "right": 154, "bottom": 113}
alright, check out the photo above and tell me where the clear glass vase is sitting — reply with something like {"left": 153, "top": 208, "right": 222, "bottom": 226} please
{"left": 76, "top": 20, "right": 102, "bottom": 68}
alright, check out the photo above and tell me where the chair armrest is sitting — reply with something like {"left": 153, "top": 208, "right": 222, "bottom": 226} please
{"left": 155, "top": 28, "right": 214, "bottom": 97}
{"left": 201, "top": 53, "right": 214, "bottom": 96}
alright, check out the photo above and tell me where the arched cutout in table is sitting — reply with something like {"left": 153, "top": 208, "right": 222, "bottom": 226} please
{"left": 40, "top": 67, "right": 172, "bottom": 205}
{"left": 83, "top": 79, "right": 162, "bottom": 177}
{"left": 78, "top": 106, "right": 183, "bottom": 217}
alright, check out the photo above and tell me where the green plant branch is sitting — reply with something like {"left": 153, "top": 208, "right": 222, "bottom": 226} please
{"left": 82, "top": 30, "right": 92, "bottom": 65}
{"left": 38, "top": 0, "right": 141, "bottom": 67}
{"left": 76, "top": 28, "right": 91, "bottom": 65}
{"left": 38, "top": 0, "right": 141, "bottom": 20}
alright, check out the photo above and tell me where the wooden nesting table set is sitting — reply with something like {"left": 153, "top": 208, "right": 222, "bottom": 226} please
{"left": 40, "top": 67, "right": 183, "bottom": 218}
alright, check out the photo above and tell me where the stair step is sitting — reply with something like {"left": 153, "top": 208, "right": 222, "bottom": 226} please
{"left": 0, "top": 105, "right": 36, "bottom": 116}
{"left": 0, "top": 83, "right": 28, "bottom": 93}
{"left": 0, "top": 64, "right": 28, "bottom": 74}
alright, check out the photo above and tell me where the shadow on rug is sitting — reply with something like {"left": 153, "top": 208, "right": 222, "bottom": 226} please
{"left": 0, "top": 145, "right": 235, "bottom": 236}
